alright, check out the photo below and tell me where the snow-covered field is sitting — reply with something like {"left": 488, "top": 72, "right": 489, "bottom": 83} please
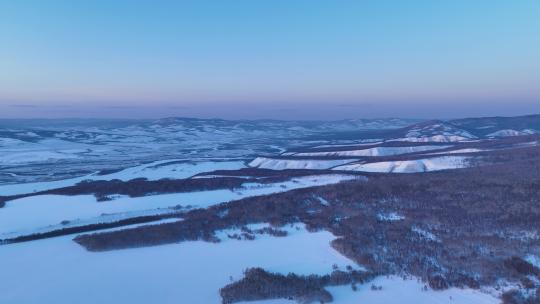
{"left": 0, "top": 224, "right": 352, "bottom": 304}
{"left": 0, "top": 223, "right": 499, "bottom": 304}
{"left": 0, "top": 159, "right": 246, "bottom": 196}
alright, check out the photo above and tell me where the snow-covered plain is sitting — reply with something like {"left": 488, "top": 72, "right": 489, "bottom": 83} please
{"left": 96, "top": 159, "right": 247, "bottom": 181}
{"left": 0, "top": 174, "right": 359, "bottom": 236}
{"left": 0, "top": 159, "right": 246, "bottom": 196}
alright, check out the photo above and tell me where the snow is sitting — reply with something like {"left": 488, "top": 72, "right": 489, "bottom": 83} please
{"left": 97, "top": 159, "right": 246, "bottom": 181}
{"left": 425, "top": 148, "right": 484, "bottom": 155}
{"left": 377, "top": 212, "right": 405, "bottom": 221}
{"left": 293, "top": 145, "right": 450, "bottom": 157}
{"left": 332, "top": 156, "right": 470, "bottom": 173}
{"left": 0, "top": 174, "right": 99, "bottom": 196}
{"left": 0, "top": 150, "right": 80, "bottom": 164}
{"left": 394, "top": 135, "right": 473, "bottom": 143}
{"left": 0, "top": 207, "right": 184, "bottom": 240}
{"left": 0, "top": 224, "right": 358, "bottom": 304}
{"left": 0, "top": 174, "right": 360, "bottom": 236}
{"left": 249, "top": 157, "right": 356, "bottom": 170}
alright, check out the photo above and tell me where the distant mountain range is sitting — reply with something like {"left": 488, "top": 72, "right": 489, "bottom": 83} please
{"left": 1, "top": 114, "right": 539, "bottom": 183}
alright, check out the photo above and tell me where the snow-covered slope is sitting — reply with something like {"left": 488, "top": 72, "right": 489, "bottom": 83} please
{"left": 393, "top": 134, "right": 474, "bottom": 143}
{"left": 486, "top": 129, "right": 536, "bottom": 137}
{"left": 449, "top": 114, "right": 540, "bottom": 137}
{"left": 0, "top": 160, "right": 246, "bottom": 196}
{"left": 248, "top": 157, "right": 356, "bottom": 170}
{"left": 0, "top": 117, "right": 416, "bottom": 184}
{"left": 293, "top": 145, "right": 450, "bottom": 157}
{"left": 332, "top": 156, "right": 470, "bottom": 173}
{"left": 395, "top": 121, "right": 477, "bottom": 142}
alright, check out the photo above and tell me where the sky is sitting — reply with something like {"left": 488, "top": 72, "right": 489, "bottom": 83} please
{"left": 1, "top": 0, "right": 539, "bottom": 120}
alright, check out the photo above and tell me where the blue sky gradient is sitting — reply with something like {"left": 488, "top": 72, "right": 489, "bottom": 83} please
{"left": 1, "top": 0, "right": 539, "bottom": 119}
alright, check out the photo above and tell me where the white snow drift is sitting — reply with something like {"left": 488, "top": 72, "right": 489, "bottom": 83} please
{"left": 332, "top": 156, "right": 470, "bottom": 173}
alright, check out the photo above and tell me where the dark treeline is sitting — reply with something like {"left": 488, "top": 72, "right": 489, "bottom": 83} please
{"left": 0, "top": 213, "right": 183, "bottom": 245}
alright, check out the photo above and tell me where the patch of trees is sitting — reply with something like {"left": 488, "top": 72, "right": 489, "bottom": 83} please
{"left": 219, "top": 268, "right": 375, "bottom": 304}
{"left": 226, "top": 226, "right": 288, "bottom": 241}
